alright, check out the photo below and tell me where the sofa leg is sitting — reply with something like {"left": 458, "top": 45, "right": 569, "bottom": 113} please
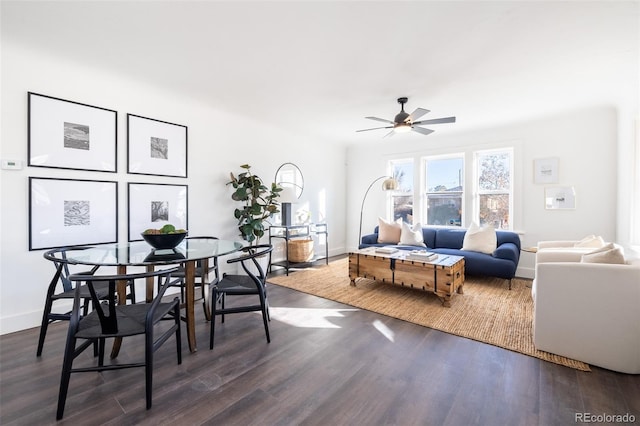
{"left": 508, "top": 278, "right": 512, "bottom": 290}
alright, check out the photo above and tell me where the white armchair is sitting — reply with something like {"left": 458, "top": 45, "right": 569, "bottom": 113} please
{"left": 536, "top": 239, "right": 606, "bottom": 263}
{"left": 532, "top": 257, "right": 640, "bottom": 374}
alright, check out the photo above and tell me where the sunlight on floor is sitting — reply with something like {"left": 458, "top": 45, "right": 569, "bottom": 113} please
{"left": 372, "top": 319, "right": 395, "bottom": 342}
{"left": 269, "top": 306, "right": 358, "bottom": 328}
{"left": 268, "top": 307, "right": 396, "bottom": 342}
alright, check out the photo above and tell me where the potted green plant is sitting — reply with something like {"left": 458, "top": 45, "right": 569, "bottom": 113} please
{"left": 227, "top": 164, "right": 281, "bottom": 245}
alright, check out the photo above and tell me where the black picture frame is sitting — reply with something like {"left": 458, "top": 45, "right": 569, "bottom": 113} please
{"left": 28, "top": 92, "right": 117, "bottom": 172}
{"left": 29, "top": 177, "right": 118, "bottom": 250}
{"left": 127, "top": 182, "right": 189, "bottom": 241}
{"left": 127, "top": 114, "right": 188, "bottom": 178}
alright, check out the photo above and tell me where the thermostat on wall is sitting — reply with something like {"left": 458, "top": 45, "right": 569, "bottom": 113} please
{"left": 1, "top": 159, "right": 23, "bottom": 170}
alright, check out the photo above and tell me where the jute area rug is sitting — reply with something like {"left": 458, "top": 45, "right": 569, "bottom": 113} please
{"left": 268, "top": 258, "right": 590, "bottom": 371}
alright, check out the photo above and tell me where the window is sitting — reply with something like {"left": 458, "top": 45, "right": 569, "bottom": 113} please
{"left": 389, "top": 159, "right": 413, "bottom": 223}
{"left": 382, "top": 147, "right": 514, "bottom": 230}
{"left": 475, "top": 149, "right": 513, "bottom": 229}
{"left": 423, "top": 155, "right": 464, "bottom": 227}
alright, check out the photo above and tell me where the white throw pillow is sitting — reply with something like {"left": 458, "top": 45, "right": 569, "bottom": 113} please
{"left": 574, "top": 235, "right": 606, "bottom": 248}
{"left": 399, "top": 222, "right": 426, "bottom": 247}
{"left": 377, "top": 217, "right": 402, "bottom": 244}
{"left": 581, "top": 247, "right": 626, "bottom": 264}
{"left": 462, "top": 222, "right": 497, "bottom": 255}
{"left": 586, "top": 242, "right": 615, "bottom": 255}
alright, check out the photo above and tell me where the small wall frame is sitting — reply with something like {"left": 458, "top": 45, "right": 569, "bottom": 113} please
{"left": 127, "top": 114, "right": 188, "bottom": 178}
{"left": 28, "top": 92, "right": 117, "bottom": 172}
{"left": 128, "top": 182, "right": 188, "bottom": 241}
{"left": 545, "top": 186, "right": 576, "bottom": 210}
{"left": 29, "top": 177, "right": 118, "bottom": 250}
{"left": 534, "top": 157, "right": 559, "bottom": 184}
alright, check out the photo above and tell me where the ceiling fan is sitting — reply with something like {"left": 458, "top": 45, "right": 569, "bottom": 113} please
{"left": 356, "top": 97, "right": 456, "bottom": 137}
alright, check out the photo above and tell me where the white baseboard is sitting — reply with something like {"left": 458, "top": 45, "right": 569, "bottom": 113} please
{"left": 1, "top": 309, "right": 44, "bottom": 335}
{"left": 516, "top": 266, "right": 535, "bottom": 280}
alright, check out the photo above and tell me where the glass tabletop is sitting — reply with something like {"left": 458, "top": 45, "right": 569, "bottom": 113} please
{"left": 62, "top": 238, "right": 243, "bottom": 266}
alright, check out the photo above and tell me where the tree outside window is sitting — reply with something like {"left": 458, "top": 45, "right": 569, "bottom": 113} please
{"left": 476, "top": 149, "right": 512, "bottom": 229}
{"left": 390, "top": 159, "right": 413, "bottom": 223}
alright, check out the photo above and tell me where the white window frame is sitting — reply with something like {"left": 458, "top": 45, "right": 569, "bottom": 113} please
{"left": 473, "top": 148, "right": 514, "bottom": 230}
{"left": 422, "top": 153, "right": 465, "bottom": 227}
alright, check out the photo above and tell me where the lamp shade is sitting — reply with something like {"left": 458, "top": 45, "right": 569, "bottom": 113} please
{"left": 279, "top": 187, "right": 298, "bottom": 204}
{"left": 382, "top": 178, "right": 398, "bottom": 191}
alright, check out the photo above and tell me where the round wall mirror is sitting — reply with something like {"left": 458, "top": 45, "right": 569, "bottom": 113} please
{"left": 275, "top": 162, "right": 304, "bottom": 198}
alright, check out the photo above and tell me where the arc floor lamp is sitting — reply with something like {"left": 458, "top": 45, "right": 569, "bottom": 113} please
{"left": 358, "top": 176, "right": 399, "bottom": 247}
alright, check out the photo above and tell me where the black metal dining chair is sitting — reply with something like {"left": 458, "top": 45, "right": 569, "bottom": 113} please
{"left": 209, "top": 244, "right": 273, "bottom": 349}
{"left": 38, "top": 247, "right": 137, "bottom": 357}
{"left": 56, "top": 267, "right": 182, "bottom": 420}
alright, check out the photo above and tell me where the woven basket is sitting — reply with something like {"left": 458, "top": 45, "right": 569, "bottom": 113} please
{"left": 288, "top": 238, "right": 314, "bottom": 262}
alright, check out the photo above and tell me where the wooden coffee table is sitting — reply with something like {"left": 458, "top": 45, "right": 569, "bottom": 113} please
{"left": 349, "top": 248, "right": 465, "bottom": 307}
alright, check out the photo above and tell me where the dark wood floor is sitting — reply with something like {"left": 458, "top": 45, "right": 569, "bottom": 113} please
{"left": 1, "top": 261, "right": 639, "bottom": 425}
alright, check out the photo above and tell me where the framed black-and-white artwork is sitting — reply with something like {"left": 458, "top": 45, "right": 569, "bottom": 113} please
{"left": 28, "top": 92, "right": 117, "bottom": 172}
{"left": 545, "top": 186, "right": 576, "bottom": 210}
{"left": 127, "top": 114, "right": 188, "bottom": 178}
{"left": 534, "top": 157, "right": 559, "bottom": 184}
{"left": 29, "top": 177, "right": 118, "bottom": 250}
{"left": 128, "top": 182, "right": 188, "bottom": 241}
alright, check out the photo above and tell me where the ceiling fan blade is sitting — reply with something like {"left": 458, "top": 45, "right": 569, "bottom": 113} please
{"left": 412, "top": 126, "right": 434, "bottom": 136}
{"left": 413, "top": 116, "right": 456, "bottom": 126}
{"left": 383, "top": 129, "right": 395, "bottom": 138}
{"left": 356, "top": 125, "right": 394, "bottom": 133}
{"left": 409, "top": 108, "right": 430, "bottom": 122}
{"left": 365, "top": 116, "right": 396, "bottom": 124}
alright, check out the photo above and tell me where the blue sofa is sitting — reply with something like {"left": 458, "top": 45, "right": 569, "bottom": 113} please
{"left": 360, "top": 226, "right": 521, "bottom": 284}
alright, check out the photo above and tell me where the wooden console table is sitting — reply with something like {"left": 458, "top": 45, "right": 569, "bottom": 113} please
{"left": 348, "top": 248, "right": 465, "bottom": 307}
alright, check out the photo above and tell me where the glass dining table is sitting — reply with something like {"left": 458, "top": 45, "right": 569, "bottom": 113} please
{"left": 62, "top": 237, "right": 243, "bottom": 354}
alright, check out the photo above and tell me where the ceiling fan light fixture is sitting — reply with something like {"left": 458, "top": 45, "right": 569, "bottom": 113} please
{"left": 394, "top": 123, "right": 412, "bottom": 133}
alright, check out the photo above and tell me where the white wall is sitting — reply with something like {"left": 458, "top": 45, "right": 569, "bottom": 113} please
{"left": 347, "top": 106, "right": 621, "bottom": 278}
{"left": 0, "top": 40, "right": 346, "bottom": 334}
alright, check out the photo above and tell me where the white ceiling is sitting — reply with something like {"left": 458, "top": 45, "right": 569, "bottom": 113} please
{"left": 3, "top": 1, "right": 638, "bottom": 144}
